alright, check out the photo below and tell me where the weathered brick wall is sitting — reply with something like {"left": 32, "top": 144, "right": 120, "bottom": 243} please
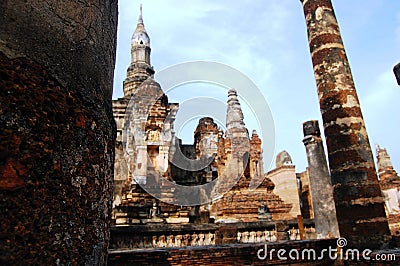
{"left": 109, "top": 220, "right": 317, "bottom": 250}
{"left": 108, "top": 239, "right": 338, "bottom": 265}
{"left": 108, "top": 239, "right": 400, "bottom": 265}
{"left": 0, "top": 1, "right": 117, "bottom": 264}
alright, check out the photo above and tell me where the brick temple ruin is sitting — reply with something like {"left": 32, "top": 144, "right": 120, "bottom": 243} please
{"left": 111, "top": 7, "right": 306, "bottom": 247}
{"left": 108, "top": 3, "right": 400, "bottom": 264}
{"left": 1, "top": 0, "right": 399, "bottom": 265}
{"left": 376, "top": 145, "right": 400, "bottom": 236}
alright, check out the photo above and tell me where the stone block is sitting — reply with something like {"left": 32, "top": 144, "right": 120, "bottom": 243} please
{"left": 115, "top": 218, "right": 127, "bottom": 225}
{"left": 166, "top": 217, "right": 189, "bottom": 224}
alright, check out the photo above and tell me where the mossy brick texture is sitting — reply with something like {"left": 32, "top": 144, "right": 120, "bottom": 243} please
{"left": 0, "top": 0, "right": 118, "bottom": 264}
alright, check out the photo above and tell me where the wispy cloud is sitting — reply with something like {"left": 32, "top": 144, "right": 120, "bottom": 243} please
{"left": 113, "top": 0, "right": 400, "bottom": 172}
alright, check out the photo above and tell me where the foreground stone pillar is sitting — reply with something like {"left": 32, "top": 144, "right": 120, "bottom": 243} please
{"left": 394, "top": 63, "right": 400, "bottom": 86}
{"left": 300, "top": 0, "right": 390, "bottom": 249}
{"left": 303, "top": 120, "right": 339, "bottom": 239}
{"left": 0, "top": 1, "right": 117, "bottom": 264}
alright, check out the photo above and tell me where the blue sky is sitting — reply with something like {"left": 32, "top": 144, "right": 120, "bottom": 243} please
{"left": 113, "top": 0, "right": 400, "bottom": 173}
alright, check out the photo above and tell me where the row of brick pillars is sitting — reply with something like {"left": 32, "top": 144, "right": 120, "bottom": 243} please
{"left": 300, "top": 0, "right": 391, "bottom": 249}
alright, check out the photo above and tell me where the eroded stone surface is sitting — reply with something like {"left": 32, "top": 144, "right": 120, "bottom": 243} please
{"left": 0, "top": 1, "right": 117, "bottom": 264}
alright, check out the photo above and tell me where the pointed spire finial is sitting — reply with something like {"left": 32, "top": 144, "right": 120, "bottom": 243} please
{"left": 376, "top": 143, "right": 381, "bottom": 152}
{"left": 133, "top": 3, "right": 147, "bottom": 36}
{"left": 131, "top": 3, "right": 150, "bottom": 46}
{"left": 138, "top": 4, "right": 143, "bottom": 24}
{"left": 226, "top": 89, "right": 246, "bottom": 130}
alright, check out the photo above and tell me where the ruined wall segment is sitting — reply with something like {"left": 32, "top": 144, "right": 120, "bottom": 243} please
{"left": 250, "top": 130, "right": 265, "bottom": 180}
{"left": 300, "top": 0, "right": 390, "bottom": 248}
{"left": 376, "top": 145, "right": 400, "bottom": 191}
{"left": 194, "top": 117, "right": 219, "bottom": 160}
{"left": 376, "top": 145, "right": 400, "bottom": 235}
{"left": 109, "top": 238, "right": 339, "bottom": 265}
{"left": 194, "top": 117, "right": 220, "bottom": 183}
{"left": 0, "top": 0, "right": 117, "bottom": 264}
{"left": 297, "top": 169, "right": 314, "bottom": 219}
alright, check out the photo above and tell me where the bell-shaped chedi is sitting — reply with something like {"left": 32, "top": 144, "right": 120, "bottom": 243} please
{"left": 267, "top": 151, "right": 301, "bottom": 219}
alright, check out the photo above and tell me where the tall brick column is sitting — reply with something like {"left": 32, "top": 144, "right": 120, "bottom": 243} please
{"left": 0, "top": 1, "right": 117, "bottom": 264}
{"left": 300, "top": 0, "right": 390, "bottom": 249}
{"left": 394, "top": 63, "right": 400, "bottom": 86}
{"left": 303, "top": 120, "right": 339, "bottom": 239}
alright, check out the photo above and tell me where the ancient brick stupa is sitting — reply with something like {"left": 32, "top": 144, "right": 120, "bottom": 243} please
{"left": 111, "top": 7, "right": 295, "bottom": 228}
